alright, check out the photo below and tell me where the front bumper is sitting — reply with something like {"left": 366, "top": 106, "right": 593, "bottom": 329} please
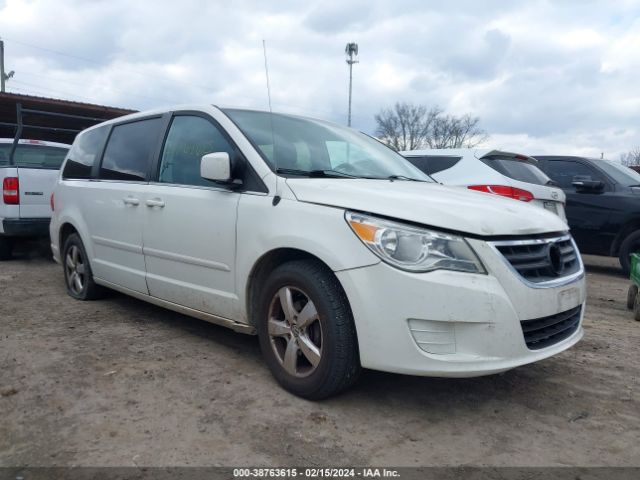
{"left": 336, "top": 238, "right": 586, "bottom": 377}
{"left": 1, "top": 218, "right": 50, "bottom": 237}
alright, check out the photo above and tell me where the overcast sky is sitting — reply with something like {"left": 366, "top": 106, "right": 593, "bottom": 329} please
{"left": 1, "top": 0, "right": 640, "bottom": 158}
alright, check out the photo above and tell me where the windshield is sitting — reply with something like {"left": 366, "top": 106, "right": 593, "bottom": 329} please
{"left": 0, "top": 144, "right": 69, "bottom": 169}
{"left": 481, "top": 155, "right": 551, "bottom": 186}
{"left": 597, "top": 160, "right": 640, "bottom": 186}
{"left": 222, "top": 109, "right": 431, "bottom": 181}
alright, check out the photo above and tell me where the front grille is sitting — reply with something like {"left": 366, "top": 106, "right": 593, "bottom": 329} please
{"left": 493, "top": 235, "right": 581, "bottom": 283}
{"left": 521, "top": 306, "right": 582, "bottom": 350}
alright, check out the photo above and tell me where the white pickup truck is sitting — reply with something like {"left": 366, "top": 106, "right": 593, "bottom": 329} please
{"left": 0, "top": 138, "right": 70, "bottom": 259}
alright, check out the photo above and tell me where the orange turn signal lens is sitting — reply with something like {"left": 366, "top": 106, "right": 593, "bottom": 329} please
{"left": 348, "top": 220, "right": 379, "bottom": 243}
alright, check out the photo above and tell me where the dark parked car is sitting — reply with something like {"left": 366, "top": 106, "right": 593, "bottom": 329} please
{"left": 535, "top": 156, "right": 640, "bottom": 273}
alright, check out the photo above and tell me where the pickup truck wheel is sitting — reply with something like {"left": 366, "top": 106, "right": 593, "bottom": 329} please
{"left": 256, "top": 259, "right": 361, "bottom": 399}
{"left": 0, "top": 237, "right": 13, "bottom": 260}
{"left": 62, "top": 233, "right": 105, "bottom": 300}
{"left": 619, "top": 230, "right": 640, "bottom": 275}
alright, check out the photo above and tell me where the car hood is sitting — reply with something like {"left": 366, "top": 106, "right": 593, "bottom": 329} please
{"left": 285, "top": 178, "right": 568, "bottom": 237}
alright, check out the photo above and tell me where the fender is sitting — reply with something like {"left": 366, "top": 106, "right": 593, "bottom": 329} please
{"left": 611, "top": 217, "right": 640, "bottom": 256}
{"left": 53, "top": 206, "right": 94, "bottom": 263}
{"left": 234, "top": 193, "right": 380, "bottom": 323}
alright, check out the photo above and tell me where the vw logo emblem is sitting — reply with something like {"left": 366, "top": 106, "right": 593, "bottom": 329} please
{"left": 551, "top": 191, "right": 559, "bottom": 200}
{"left": 547, "top": 242, "right": 565, "bottom": 276}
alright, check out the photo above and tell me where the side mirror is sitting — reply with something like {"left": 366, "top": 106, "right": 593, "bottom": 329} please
{"left": 201, "top": 152, "right": 231, "bottom": 183}
{"left": 571, "top": 175, "right": 604, "bottom": 193}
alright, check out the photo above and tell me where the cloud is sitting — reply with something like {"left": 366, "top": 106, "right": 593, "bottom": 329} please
{"left": 1, "top": 0, "right": 640, "bottom": 158}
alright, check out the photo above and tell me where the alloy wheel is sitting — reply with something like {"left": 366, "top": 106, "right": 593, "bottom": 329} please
{"left": 65, "top": 245, "right": 85, "bottom": 295}
{"left": 267, "top": 286, "right": 323, "bottom": 377}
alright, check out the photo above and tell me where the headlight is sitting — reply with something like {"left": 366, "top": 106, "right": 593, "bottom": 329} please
{"left": 345, "top": 211, "right": 485, "bottom": 274}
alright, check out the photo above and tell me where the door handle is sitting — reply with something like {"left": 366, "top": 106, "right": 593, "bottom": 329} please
{"left": 123, "top": 196, "right": 140, "bottom": 206}
{"left": 146, "top": 198, "right": 165, "bottom": 208}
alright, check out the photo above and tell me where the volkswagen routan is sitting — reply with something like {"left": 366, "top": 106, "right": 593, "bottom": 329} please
{"left": 50, "top": 105, "right": 586, "bottom": 399}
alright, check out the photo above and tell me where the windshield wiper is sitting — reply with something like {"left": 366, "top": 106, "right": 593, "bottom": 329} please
{"left": 386, "top": 175, "right": 424, "bottom": 182}
{"left": 276, "top": 168, "right": 425, "bottom": 182}
{"left": 276, "top": 168, "right": 360, "bottom": 178}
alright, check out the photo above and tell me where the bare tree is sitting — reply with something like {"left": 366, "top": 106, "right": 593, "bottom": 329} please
{"left": 374, "top": 102, "right": 488, "bottom": 151}
{"left": 428, "top": 113, "right": 488, "bottom": 149}
{"left": 620, "top": 147, "right": 640, "bottom": 166}
{"left": 374, "top": 103, "right": 441, "bottom": 151}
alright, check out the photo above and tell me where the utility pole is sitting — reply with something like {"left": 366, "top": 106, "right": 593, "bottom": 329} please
{"left": 1, "top": 39, "right": 15, "bottom": 93}
{"left": 345, "top": 42, "right": 359, "bottom": 127}
{"left": 0, "top": 39, "right": 5, "bottom": 93}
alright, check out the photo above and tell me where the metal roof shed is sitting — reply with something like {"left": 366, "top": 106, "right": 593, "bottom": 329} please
{"left": 0, "top": 92, "right": 136, "bottom": 146}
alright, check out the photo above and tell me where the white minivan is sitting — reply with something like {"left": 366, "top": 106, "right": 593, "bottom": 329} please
{"left": 50, "top": 105, "right": 586, "bottom": 399}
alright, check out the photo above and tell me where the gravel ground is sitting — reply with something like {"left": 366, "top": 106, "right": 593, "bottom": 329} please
{"left": 0, "top": 242, "right": 638, "bottom": 467}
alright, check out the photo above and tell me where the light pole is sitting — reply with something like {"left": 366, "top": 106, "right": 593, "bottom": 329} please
{"left": 345, "top": 42, "right": 359, "bottom": 127}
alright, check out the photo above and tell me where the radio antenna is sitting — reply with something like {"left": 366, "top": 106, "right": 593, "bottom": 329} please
{"left": 263, "top": 40, "right": 273, "bottom": 114}
{"left": 263, "top": 39, "right": 281, "bottom": 205}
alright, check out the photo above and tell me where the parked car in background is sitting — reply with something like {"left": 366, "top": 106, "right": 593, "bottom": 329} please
{"left": 0, "top": 138, "right": 70, "bottom": 259}
{"left": 50, "top": 106, "right": 585, "bottom": 399}
{"left": 400, "top": 149, "right": 567, "bottom": 222}
{"left": 535, "top": 155, "right": 640, "bottom": 273}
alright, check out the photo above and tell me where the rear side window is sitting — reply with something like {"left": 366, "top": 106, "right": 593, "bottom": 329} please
{"left": 405, "top": 155, "right": 462, "bottom": 175}
{"left": 100, "top": 118, "right": 162, "bottom": 181}
{"left": 0, "top": 144, "right": 69, "bottom": 169}
{"left": 481, "top": 156, "right": 550, "bottom": 186}
{"left": 63, "top": 126, "right": 109, "bottom": 179}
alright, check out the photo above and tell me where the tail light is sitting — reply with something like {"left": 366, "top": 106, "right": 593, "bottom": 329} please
{"left": 50, "top": 192, "right": 55, "bottom": 211}
{"left": 2, "top": 177, "right": 19, "bottom": 205}
{"left": 468, "top": 184, "right": 534, "bottom": 202}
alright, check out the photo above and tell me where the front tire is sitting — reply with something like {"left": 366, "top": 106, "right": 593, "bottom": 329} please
{"left": 62, "top": 233, "right": 105, "bottom": 300}
{"left": 619, "top": 230, "right": 640, "bottom": 275}
{"left": 256, "top": 259, "right": 360, "bottom": 399}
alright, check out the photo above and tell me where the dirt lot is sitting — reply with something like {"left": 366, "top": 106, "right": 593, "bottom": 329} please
{"left": 0, "top": 243, "right": 638, "bottom": 467}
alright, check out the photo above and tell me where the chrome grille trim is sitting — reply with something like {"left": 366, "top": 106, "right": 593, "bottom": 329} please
{"left": 488, "top": 234, "right": 584, "bottom": 288}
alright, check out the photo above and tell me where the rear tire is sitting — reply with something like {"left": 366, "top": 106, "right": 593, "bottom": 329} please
{"left": 634, "top": 294, "right": 640, "bottom": 322}
{"left": 62, "top": 233, "right": 105, "bottom": 300}
{"left": 619, "top": 230, "right": 640, "bottom": 275}
{"left": 256, "top": 259, "right": 361, "bottom": 400}
{"left": 0, "top": 237, "right": 13, "bottom": 260}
